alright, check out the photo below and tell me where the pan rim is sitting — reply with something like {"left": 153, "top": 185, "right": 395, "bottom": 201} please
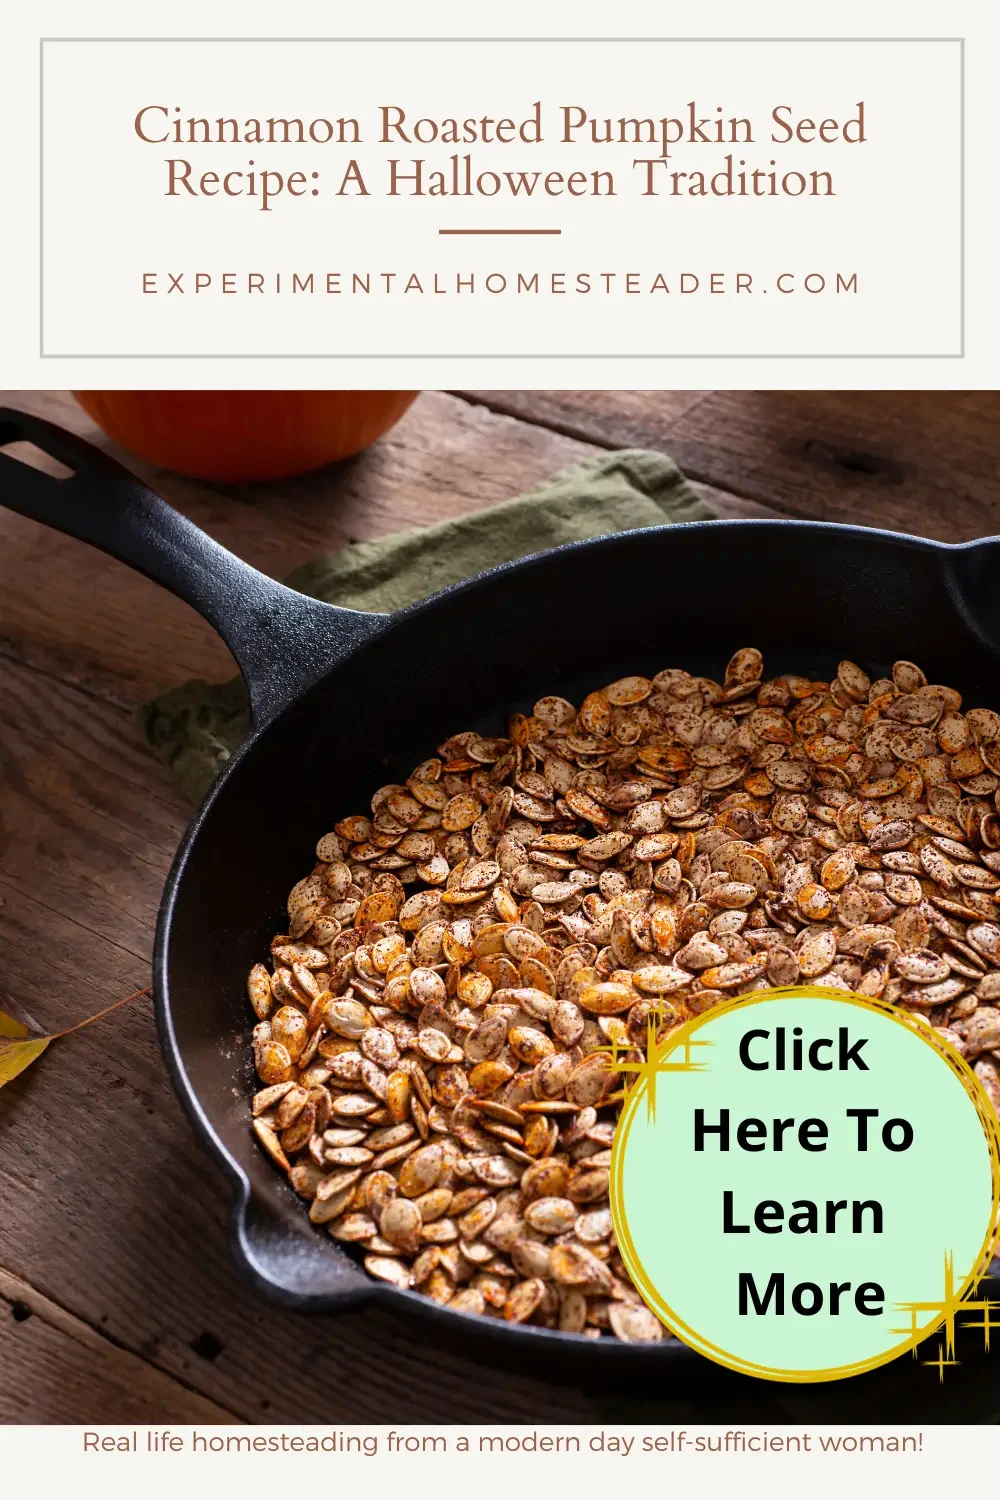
{"left": 153, "top": 514, "right": 1000, "bottom": 1360}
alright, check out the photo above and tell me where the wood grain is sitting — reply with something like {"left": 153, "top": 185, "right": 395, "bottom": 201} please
{"left": 0, "top": 1266, "right": 236, "bottom": 1423}
{"left": 460, "top": 390, "right": 1000, "bottom": 541}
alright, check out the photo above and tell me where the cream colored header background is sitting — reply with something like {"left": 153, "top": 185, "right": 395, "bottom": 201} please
{"left": 40, "top": 37, "right": 958, "bottom": 360}
{"left": 1, "top": 0, "right": 997, "bottom": 387}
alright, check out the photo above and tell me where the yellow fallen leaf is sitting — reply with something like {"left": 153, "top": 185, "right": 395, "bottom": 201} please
{"left": 0, "top": 1001, "right": 51, "bottom": 1086}
{"left": 0, "top": 986, "right": 151, "bottom": 1089}
{"left": 0, "top": 1028, "right": 52, "bottom": 1085}
{"left": 0, "top": 1008, "right": 33, "bottom": 1039}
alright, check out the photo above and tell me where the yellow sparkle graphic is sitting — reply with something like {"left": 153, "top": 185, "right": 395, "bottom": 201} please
{"left": 960, "top": 1305, "right": 1000, "bottom": 1351}
{"left": 892, "top": 1251, "right": 964, "bottom": 1356}
{"left": 597, "top": 1006, "right": 713, "bottom": 1121}
{"left": 891, "top": 1250, "right": 1000, "bottom": 1378}
{"left": 921, "top": 1344, "right": 960, "bottom": 1383}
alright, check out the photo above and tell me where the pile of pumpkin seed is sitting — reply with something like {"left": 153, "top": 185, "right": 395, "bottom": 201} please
{"left": 248, "top": 650, "right": 1000, "bottom": 1339}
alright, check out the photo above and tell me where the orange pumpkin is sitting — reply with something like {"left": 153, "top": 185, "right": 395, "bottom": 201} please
{"left": 73, "top": 390, "right": 419, "bottom": 483}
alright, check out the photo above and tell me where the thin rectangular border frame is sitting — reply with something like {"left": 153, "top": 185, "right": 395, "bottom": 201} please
{"left": 39, "top": 35, "right": 966, "bottom": 360}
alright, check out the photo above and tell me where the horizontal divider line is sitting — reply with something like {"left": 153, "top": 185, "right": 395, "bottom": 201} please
{"left": 438, "top": 228, "right": 562, "bottom": 235}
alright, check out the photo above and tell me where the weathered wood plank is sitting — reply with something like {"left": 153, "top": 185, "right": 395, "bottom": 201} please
{"left": 0, "top": 1266, "right": 238, "bottom": 1423}
{"left": 461, "top": 390, "right": 1000, "bottom": 541}
{"left": 0, "top": 661, "right": 181, "bottom": 968}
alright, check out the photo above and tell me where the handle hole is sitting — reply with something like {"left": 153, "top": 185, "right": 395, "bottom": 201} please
{"left": 0, "top": 441, "right": 76, "bottom": 481}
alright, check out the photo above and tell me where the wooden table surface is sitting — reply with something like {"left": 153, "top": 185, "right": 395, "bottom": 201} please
{"left": 2, "top": 388, "right": 1000, "bottom": 1425}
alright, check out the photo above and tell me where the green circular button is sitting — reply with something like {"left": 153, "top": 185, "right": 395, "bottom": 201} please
{"left": 611, "top": 986, "right": 999, "bottom": 1381}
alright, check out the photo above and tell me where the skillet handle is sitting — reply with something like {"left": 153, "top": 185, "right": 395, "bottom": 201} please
{"left": 0, "top": 405, "right": 387, "bottom": 728}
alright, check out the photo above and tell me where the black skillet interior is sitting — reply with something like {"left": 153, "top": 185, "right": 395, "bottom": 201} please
{"left": 2, "top": 405, "right": 998, "bottom": 1385}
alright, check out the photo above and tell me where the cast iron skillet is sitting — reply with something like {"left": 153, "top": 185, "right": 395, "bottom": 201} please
{"left": 2, "top": 406, "right": 998, "bottom": 1378}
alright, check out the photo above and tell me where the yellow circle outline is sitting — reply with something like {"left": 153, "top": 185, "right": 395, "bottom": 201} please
{"left": 610, "top": 985, "right": 1000, "bottom": 1383}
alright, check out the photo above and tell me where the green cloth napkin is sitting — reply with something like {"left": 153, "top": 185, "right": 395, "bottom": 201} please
{"left": 140, "top": 448, "right": 712, "bottom": 802}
